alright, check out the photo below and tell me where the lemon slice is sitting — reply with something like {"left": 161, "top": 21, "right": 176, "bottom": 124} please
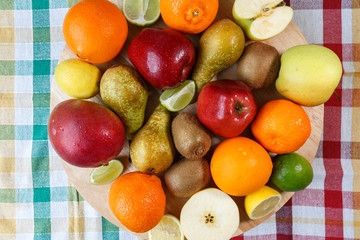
{"left": 159, "top": 80, "right": 195, "bottom": 112}
{"left": 244, "top": 185, "right": 282, "bottom": 220}
{"left": 123, "top": 0, "right": 160, "bottom": 27}
{"left": 149, "top": 214, "right": 184, "bottom": 240}
{"left": 89, "top": 160, "right": 124, "bottom": 185}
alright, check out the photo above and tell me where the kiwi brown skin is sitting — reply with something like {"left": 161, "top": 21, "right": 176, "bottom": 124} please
{"left": 171, "top": 112, "right": 211, "bottom": 160}
{"left": 236, "top": 42, "right": 280, "bottom": 89}
{"left": 164, "top": 158, "right": 211, "bottom": 198}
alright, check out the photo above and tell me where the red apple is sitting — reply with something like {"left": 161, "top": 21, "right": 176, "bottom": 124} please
{"left": 197, "top": 79, "right": 257, "bottom": 138}
{"left": 127, "top": 28, "right": 196, "bottom": 90}
{"left": 48, "top": 99, "right": 125, "bottom": 168}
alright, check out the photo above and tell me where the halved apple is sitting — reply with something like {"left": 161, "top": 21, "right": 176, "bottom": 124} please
{"left": 232, "top": 0, "right": 293, "bottom": 40}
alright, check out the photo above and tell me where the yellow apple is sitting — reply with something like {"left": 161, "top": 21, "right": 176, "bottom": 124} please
{"left": 275, "top": 44, "right": 343, "bottom": 106}
{"left": 232, "top": 0, "right": 293, "bottom": 40}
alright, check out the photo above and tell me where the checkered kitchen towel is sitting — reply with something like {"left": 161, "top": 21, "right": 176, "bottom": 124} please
{"left": 0, "top": 0, "right": 359, "bottom": 239}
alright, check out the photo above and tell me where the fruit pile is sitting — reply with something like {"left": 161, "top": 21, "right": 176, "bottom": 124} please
{"left": 48, "top": 0, "right": 343, "bottom": 239}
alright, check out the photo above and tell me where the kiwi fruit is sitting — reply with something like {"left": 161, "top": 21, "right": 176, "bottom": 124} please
{"left": 164, "top": 158, "right": 211, "bottom": 198}
{"left": 236, "top": 42, "right": 280, "bottom": 89}
{"left": 171, "top": 112, "right": 211, "bottom": 160}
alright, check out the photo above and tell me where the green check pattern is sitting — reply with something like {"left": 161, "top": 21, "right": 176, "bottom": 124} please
{"left": 0, "top": 0, "right": 136, "bottom": 239}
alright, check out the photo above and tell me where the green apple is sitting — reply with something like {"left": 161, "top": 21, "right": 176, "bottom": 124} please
{"left": 232, "top": 0, "right": 293, "bottom": 40}
{"left": 275, "top": 44, "right": 343, "bottom": 106}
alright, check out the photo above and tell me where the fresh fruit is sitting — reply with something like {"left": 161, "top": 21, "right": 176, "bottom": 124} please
{"left": 251, "top": 99, "right": 311, "bottom": 154}
{"left": 89, "top": 159, "right": 124, "bottom": 185}
{"left": 55, "top": 59, "right": 101, "bottom": 99}
{"left": 197, "top": 79, "right": 257, "bottom": 138}
{"left": 171, "top": 112, "right": 211, "bottom": 159}
{"left": 100, "top": 65, "right": 148, "bottom": 139}
{"left": 63, "top": 0, "right": 128, "bottom": 64}
{"left": 159, "top": 0, "right": 219, "bottom": 34}
{"left": 270, "top": 152, "right": 314, "bottom": 191}
{"left": 236, "top": 42, "right": 280, "bottom": 89}
{"left": 123, "top": 0, "right": 160, "bottom": 27}
{"left": 275, "top": 44, "right": 343, "bottom": 106}
{"left": 180, "top": 188, "right": 240, "bottom": 240}
{"left": 244, "top": 185, "right": 281, "bottom": 220}
{"left": 128, "top": 28, "right": 196, "bottom": 90}
{"left": 160, "top": 80, "right": 195, "bottom": 112}
{"left": 164, "top": 158, "right": 211, "bottom": 198}
{"left": 232, "top": 0, "right": 293, "bottom": 40}
{"left": 210, "top": 137, "right": 272, "bottom": 196}
{"left": 192, "top": 19, "right": 245, "bottom": 92}
{"left": 108, "top": 171, "right": 166, "bottom": 233}
{"left": 130, "top": 104, "right": 175, "bottom": 174}
{"left": 148, "top": 214, "right": 184, "bottom": 240}
{"left": 48, "top": 99, "right": 125, "bottom": 168}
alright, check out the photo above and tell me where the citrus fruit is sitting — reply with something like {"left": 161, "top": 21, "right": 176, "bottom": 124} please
{"left": 160, "top": 0, "right": 219, "bottom": 34}
{"left": 148, "top": 214, "right": 184, "bottom": 240}
{"left": 123, "top": 0, "right": 160, "bottom": 26}
{"left": 270, "top": 152, "right": 314, "bottom": 191}
{"left": 159, "top": 80, "right": 195, "bottom": 112}
{"left": 63, "top": 0, "right": 128, "bottom": 64}
{"left": 251, "top": 99, "right": 311, "bottom": 154}
{"left": 89, "top": 159, "right": 124, "bottom": 185}
{"left": 55, "top": 59, "right": 100, "bottom": 99}
{"left": 210, "top": 137, "right": 273, "bottom": 196}
{"left": 108, "top": 171, "right": 166, "bottom": 233}
{"left": 244, "top": 185, "right": 282, "bottom": 220}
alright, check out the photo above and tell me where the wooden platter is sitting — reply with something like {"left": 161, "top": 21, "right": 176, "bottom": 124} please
{"left": 50, "top": 0, "right": 324, "bottom": 238}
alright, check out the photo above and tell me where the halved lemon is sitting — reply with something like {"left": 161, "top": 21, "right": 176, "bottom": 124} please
{"left": 89, "top": 160, "right": 124, "bottom": 185}
{"left": 123, "top": 0, "right": 160, "bottom": 27}
{"left": 244, "top": 185, "right": 282, "bottom": 220}
{"left": 159, "top": 80, "right": 196, "bottom": 112}
{"left": 149, "top": 214, "right": 184, "bottom": 240}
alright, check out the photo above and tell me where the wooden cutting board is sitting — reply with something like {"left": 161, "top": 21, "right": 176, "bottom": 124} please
{"left": 50, "top": 0, "right": 324, "bottom": 238}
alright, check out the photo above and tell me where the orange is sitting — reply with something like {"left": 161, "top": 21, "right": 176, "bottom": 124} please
{"left": 63, "top": 0, "right": 128, "bottom": 64}
{"left": 160, "top": 0, "right": 219, "bottom": 34}
{"left": 210, "top": 137, "right": 272, "bottom": 196}
{"left": 108, "top": 171, "right": 166, "bottom": 233}
{"left": 251, "top": 99, "right": 311, "bottom": 154}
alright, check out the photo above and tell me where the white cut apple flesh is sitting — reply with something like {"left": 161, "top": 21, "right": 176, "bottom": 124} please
{"left": 180, "top": 188, "right": 240, "bottom": 240}
{"left": 233, "top": 0, "right": 293, "bottom": 40}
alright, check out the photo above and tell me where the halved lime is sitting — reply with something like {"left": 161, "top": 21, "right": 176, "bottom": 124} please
{"left": 160, "top": 80, "right": 196, "bottom": 112}
{"left": 89, "top": 160, "right": 124, "bottom": 185}
{"left": 123, "top": 0, "right": 160, "bottom": 27}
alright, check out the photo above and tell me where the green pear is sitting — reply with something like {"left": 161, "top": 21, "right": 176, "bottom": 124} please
{"left": 129, "top": 104, "right": 175, "bottom": 174}
{"left": 100, "top": 65, "right": 148, "bottom": 139}
{"left": 275, "top": 44, "right": 343, "bottom": 106}
{"left": 192, "top": 19, "right": 245, "bottom": 93}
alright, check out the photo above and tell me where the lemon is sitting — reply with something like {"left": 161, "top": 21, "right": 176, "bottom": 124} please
{"left": 123, "top": 0, "right": 160, "bottom": 27}
{"left": 159, "top": 80, "right": 195, "bottom": 112}
{"left": 89, "top": 160, "right": 124, "bottom": 185}
{"left": 55, "top": 59, "right": 101, "bottom": 99}
{"left": 244, "top": 185, "right": 282, "bottom": 220}
{"left": 270, "top": 152, "right": 314, "bottom": 191}
{"left": 149, "top": 214, "right": 184, "bottom": 240}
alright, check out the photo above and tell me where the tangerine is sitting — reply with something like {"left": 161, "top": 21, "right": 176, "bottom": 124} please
{"left": 108, "top": 171, "right": 166, "bottom": 233}
{"left": 251, "top": 99, "right": 311, "bottom": 154}
{"left": 160, "top": 0, "right": 219, "bottom": 34}
{"left": 63, "top": 0, "right": 128, "bottom": 64}
{"left": 210, "top": 137, "right": 273, "bottom": 196}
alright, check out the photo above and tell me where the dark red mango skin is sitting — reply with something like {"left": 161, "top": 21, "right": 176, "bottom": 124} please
{"left": 48, "top": 99, "right": 125, "bottom": 168}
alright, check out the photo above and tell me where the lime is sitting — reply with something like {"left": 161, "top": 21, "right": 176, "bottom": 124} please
{"left": 89, "top": 160, "right": 124, "bottom": 185}
{"left": 244, "top": 185, "right": 282, "bottom": 220}
{"left": 149, "top": 214, "right": 184, "bottom": 240}
{"left": 55, "top": 59, "right": 101, "bottom": 99}
{"left": 159, "top": 80, "right": 195, "bottom": 112}
{"left": 123, "top": 0, "right": 160, "bottom": 27}
{"left": 270, "top": 152, "right": 313, "bottom": 191}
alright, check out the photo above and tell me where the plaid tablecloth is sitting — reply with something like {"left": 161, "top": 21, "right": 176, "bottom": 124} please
{"left": 0, "top": 0, "right": 359, "bottom": 239}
